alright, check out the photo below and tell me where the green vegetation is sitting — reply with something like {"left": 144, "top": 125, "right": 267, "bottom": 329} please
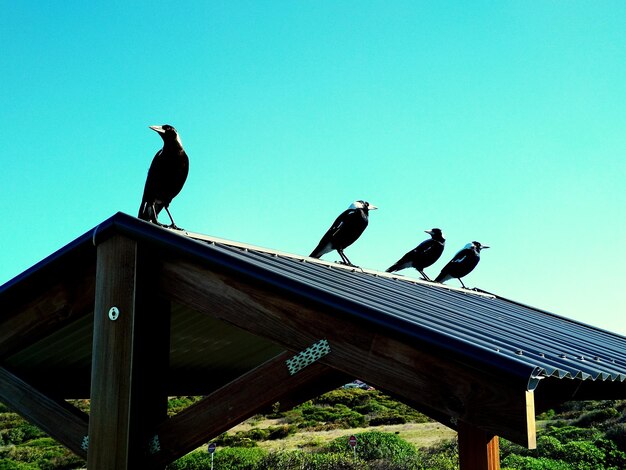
{"left": 1, "top": 392, "right": 625, "bottom": 469}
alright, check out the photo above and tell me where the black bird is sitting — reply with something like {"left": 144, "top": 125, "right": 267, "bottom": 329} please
{"left": 138, "top": 124, "right": 189, "bottom": 229}
{"left": 386, "top": 228, "right": 445, "bottom": 281}
{"left": 434, "top": 241, "right": 489, "bottom": 288}
{"left": 309, "top": 200, "right": 378, "bottom": 266}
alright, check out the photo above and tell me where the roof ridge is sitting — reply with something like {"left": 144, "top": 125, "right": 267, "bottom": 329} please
{"left": 178, "top": 228, "right": 496, "bottom": 299}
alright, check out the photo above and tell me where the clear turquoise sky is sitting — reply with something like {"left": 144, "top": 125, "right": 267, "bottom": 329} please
{"left": 1, "top": 2, "right": 625, "bottom": 335}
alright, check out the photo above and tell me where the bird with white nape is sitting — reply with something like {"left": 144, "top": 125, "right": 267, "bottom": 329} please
{"left": 309, "top": 200, "right": 378, "bottom": 267}
{"left": 434, "top": 241, "right": 489, "bottom": 288}
{"left": 138, "top": 124, "right": 189, "bottom": 229}
{"left": 386, "top": 228, "right": 446, "bottom": 281}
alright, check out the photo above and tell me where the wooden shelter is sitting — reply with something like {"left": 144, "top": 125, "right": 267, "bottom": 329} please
{"left": 1, "top": 212, "right": 626, "bottom": 469}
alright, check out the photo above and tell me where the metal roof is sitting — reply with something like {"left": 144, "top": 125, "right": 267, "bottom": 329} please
{"left": 2, "top": 212, "right": 626, "bottom": 397}
{"left": 182, "top": 230, "right": 626, "bottom": 390}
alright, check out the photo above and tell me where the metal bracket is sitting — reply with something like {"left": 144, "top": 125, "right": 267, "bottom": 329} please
{"left": 81, "top": 435, "right": 89, "bottom": 451}
{"left": 286, "top": 339, "right": 331, "bottom": 375}
{"left": 148, "top": 434, "right": 161, "bottom": 454}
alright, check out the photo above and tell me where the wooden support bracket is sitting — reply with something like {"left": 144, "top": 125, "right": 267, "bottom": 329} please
{"left": 149, "top": 351, "right": 347, "bottom": 466}
{"left": 0, "top": 366, "right": 89, "bottom": 459}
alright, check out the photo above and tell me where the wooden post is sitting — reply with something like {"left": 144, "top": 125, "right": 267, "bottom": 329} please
{"left": 87, "top": 235, "right": 170, "bottom": 469}
{"left": 458, "top": 421, "right": 500, "bottom": 470}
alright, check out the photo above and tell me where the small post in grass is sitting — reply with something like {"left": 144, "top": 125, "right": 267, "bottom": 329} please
{"left": 348, "top": 434, "right": 357, "bottom": 460}
{"left": 207, "top": 442, "right": 216, "bottom": 470}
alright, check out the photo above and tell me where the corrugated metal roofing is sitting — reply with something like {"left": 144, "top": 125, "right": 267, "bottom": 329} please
{"left": 181, "top": 229, "right": 626, "bottom": 390}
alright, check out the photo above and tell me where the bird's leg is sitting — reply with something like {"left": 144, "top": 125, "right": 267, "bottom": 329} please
{"left": 419, "top": 270, "right": 432, "bottom": 282}
{"left": 150, "top": 203, "right": 164, "bottom": 226}
{"left": 164, "top": 207, "right": 183, "bottom": 230}
{"left": 337, "top": 250, "right": 358, "bottom": 267}
{"left": 458, "top": 278, "right": 467, "bottom": 289}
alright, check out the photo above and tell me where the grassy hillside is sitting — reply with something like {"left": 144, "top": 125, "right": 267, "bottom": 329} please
{"left": 1, "top": 391, "right": 626, "bottom": 469}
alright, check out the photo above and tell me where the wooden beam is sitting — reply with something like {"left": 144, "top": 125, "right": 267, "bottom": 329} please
{"left": 159, "top": 258, "right": 536, "bottom": 448}
{"left": 88, "top": 235, "right": 171, "bottom": 469}
{"left": 458, "top": 420, "right": 500, "bottom": 470}
{"left": 0, "top": 264, "right": 94, "bottom": 358}
{"left": 149, "top": 351, "right": 347, "bottom": 466}
{"left": 0, "top": 366, "right": 88, "bottom": 458}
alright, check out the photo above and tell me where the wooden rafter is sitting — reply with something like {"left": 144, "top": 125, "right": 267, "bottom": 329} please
{"left": 0, "top": 264, "right": 94, "bottom": 359}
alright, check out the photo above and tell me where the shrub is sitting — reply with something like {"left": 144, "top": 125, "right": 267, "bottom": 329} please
{"left": 167, "top": 396, "right": 203, "bottom": 416}
{"left": 0, "top": 443, "right": 83, "bottom": 469}
{"left": 168, "top": 447, "right": 265, "bottom": 470}
{"left": 213, "top": 432, "right": 258, "bottom": 448}
{"left": 418, "top": 439, "right": 458, "bottom": 470}
{"left": 326, "top": 431, "right": 419, "bottom": 463}
{"left": 0, "top": 459, "right": 37, "bottom": 470}
{"left": 501, "top": 454, "right": 572, "bottom": 470}
{"left": 295, "top": 403, "right": 366, "bottom": 430}
{"left": 594, "top": 438, "right": 626, "bottom": 468}
{"left": 573, "top": 407, "right": 620, "bottom": 428}
{"left": 0, "top": 426, "right": 42, "bottom": 448}
{"left": 257, "top": 450, "right": 363, "bottom": 469}
{"left": 606, "top": 423, "right": 626, "bottom": 452}
{"left": 246, "top": 428, "right": 270, "bottom": 441}
{"left": 369, "top": 416, "right": 406, "bottom": 426}
{"left": 544, "top": 425, "right": 601, "bottom": 443}
{"left": 267, "top": 424, "right": 294, "bottom": 440}
{"left": 560, "top": 439, "right": 604, "bottom": 467}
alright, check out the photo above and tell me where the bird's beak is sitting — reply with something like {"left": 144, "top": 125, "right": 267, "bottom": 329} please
{"left": 368, "top": 205, "right": 378, "bottom": 210}
{"left": 149, "top": 125, "right": 166, "bottom": 134}
{"left": 482, "top": 245, "right": 491, "bottom": 249}
{"left": 424, "top": 229, "right": 433, "bottom": 235}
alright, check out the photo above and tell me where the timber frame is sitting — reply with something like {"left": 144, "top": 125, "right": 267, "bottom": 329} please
{"left": 1, "top": 212, "right": 626, "bottom": 469}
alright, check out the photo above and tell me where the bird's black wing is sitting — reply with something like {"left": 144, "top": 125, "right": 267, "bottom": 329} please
{"left": 417, "top": 239, "right": 445, "bottom": 269}
{"left": 434, "top": 247, "right": 471, "bottom": 282}
{"left": 309, "top": 209, "right": 353, "bottom": 258}
{"left": 387, "top": 238, "right": 442, "bottom": 272}
{"left": 138, "top": 150, "right": 166, "bottom": 220}
{"left": 138, "top": 149, "right": 189, "bottom": 221}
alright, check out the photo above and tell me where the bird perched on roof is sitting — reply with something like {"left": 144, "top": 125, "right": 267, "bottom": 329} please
{"left": 309, "top": 200, "right": 378, "bottom": 266}
{"left": 434, "top": 241, "right": 489, "bottom": 288}
{"left": 138, "top": 124, "right": 189, "bottom": 229}
{"left": 386, "top": 228, "right": 445, "bottom": 281}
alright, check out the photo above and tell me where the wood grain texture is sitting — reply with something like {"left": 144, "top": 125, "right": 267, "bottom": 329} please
{"left": 0, "top": 367, "right": 88, "bottom": 458}
{"left": 159, "top": 257, "right": 536, "bottom": 448}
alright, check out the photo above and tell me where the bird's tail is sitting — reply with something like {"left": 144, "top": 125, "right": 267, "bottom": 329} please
{"left": 310, "top": 241, "right": 332, "bottom": 259}
{"left": 385, "top": 264, "right": 398, "bottom": 273}
{"left": 138, "top": 202, "right": 150, "bottom": 220}
{"left": 138, "top": 201, "right": 164, "bottom": 223}
{"left": 434, "top": 271, "right": 451, "bottom": 283}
